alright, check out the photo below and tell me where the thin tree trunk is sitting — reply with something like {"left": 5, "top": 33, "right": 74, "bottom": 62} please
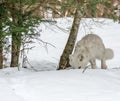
{"left": 58, "top": 9, "right": 81, "bottom": 70}
{"left": 0, "top": 40, "right": 3, "bottom": 69}
{"left": 0, "top": 20, "right": 3, "bottom": 69}
{"left": 10, "top": 33, "right": 21, "bottom": 67}
{"left": 10, "top": 3, "right": 21, "bottom": 67}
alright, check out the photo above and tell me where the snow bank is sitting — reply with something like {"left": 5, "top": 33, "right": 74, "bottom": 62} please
{"left": 0, "top": 68, "right": 120, "bottom": 101}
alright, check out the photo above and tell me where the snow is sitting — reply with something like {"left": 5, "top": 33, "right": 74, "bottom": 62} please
{"left": 0, "top": 18, "right": 120, "bottom": 101}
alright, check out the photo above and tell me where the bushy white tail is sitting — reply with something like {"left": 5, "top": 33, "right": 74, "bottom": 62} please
{"left": 104, "top": 48, "right": 114, "bottom": 60}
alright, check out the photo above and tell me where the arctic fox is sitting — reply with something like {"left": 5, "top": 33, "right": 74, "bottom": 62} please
{"left": 69, "top": 34, "right": 114, "bottom": 69}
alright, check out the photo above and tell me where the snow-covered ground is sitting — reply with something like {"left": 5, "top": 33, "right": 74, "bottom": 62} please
{"left": 0, "top": 18, "right": 120, "bottom": 101}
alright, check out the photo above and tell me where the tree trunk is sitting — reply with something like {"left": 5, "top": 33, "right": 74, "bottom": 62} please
{"left": 10, "top": 34, "right": 21, "bottom": 67}
{"left": 58, "top": 9, "right": 81, "bottom": 70}
{"left": 0, "top": 20, "right": 3, "bottom": 69}
{"left": 0, "top": 40, "right": 3, "bottom": 69}
{"left": 10, "top": 3, "right": 21, "bottom": 67}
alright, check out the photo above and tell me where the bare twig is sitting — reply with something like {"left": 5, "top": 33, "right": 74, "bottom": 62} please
{"left": 82, "top": 64, "right": 91, "bottom": 73}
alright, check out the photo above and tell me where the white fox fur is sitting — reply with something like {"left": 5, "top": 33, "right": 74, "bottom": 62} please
{"left": 69, "top": 34, "right": 114, "bottom": 69}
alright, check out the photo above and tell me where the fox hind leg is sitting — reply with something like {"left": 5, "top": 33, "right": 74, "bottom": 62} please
{"left": 101, "top": 59, "right": 107, "bottom": 69}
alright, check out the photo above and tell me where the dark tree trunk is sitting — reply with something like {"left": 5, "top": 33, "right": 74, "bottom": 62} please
{"left": 0, "top": 41, "right": 3, "bottom": 69}
{"left": 0, "top": 20, "right": 3, "bottom": 69}
{"left": 10, "top": 3, "right": 21, "bottom": 67}
{"left": 58, "top": 9, "right": 81, "bottom": 70}
{"left": 10, "top": 34, "right": 21, "bottom": 67}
